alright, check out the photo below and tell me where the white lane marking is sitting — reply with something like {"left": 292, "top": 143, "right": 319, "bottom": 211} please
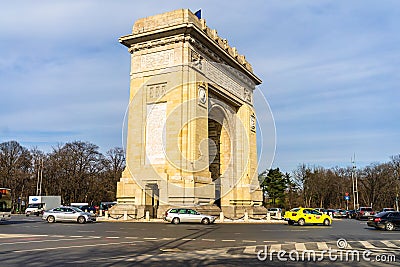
{"left": 263, "top": 240, "right": 277, "bottom": 243}
{"left": 70, "top": 236, "right": 83, "bottom": 238}
{"left": 160, "top": 248, "right": 181, "bottom": 252}
{"left": 143, "top": 237, "right": 157, "bottom": 240}
{"left": 0, "top": 237, "right": 99, "bottom": 246}
{"left": 381, "top": 232, "right": 400, "bottom": 234}
{"left": 125, "top": 237, "right": 138, "bottom": 239}
{"left": 381, "top": 240, "right": 398, "bottom": 248}
{"left": 270, "top": 244, "right": 282, "bottom": 251}
{"left": 295, "top": 243, "right": 306, "bottom": 251}
{"left": 161, "top": 237, "right": 176, "bottom": 240}
{"left": 243, "top": 245, "right": 257, "bottom": 254}
{"left": 77, "top": 231, "right": 95, "bottom": 233}
{"left": 242, "top": 240, "right": 257, "bottom": 243}
{"left": 201, "top": 239, "right": 215, "bottom": 242}
{"left": 262, "top": 230, "right": 308, "bottom": 232}
{"left": 317, "top": 242, "right": 329, "bottom": 250}
{"left": 359, "top": 241, "right": 376, "bottom": 249}
{"left": 12, "top": 241, "right": 132, "bottom": 253}
{"left": 222, "top": 240, "right": 236, "bottom": 242}
{"left": 0, "top": 234, "right": 48, "bottom": 238}
{"left": 182, "top": 238, "right": 196, "bottom": 241}
{"left": 106, "top": 237, "right": 120, "bottom": 239}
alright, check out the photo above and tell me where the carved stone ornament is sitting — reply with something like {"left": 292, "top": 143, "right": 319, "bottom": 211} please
{"left": 250, "top": 114, "right": 256, "bottom": 132}
{"left": 198, "top": 85, "right": 207, "bottom": 105}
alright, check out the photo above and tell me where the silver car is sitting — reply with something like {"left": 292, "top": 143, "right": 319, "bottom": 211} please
{"left": 164, "top": 208, "right": 215, "bottom": 225}
{"left": 42, "top": 206, "right": 95, "bottom": 224}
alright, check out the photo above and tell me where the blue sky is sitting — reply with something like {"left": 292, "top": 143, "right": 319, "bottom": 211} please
{"left": 1, "top": 1, "right": 399, "bottom": 173}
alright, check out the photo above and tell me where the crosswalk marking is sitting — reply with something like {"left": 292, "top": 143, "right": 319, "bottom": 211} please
{"left": 317, "top": 242, "right": 329, "bottom": 250}
{"left": 380, "top": 240, "right": 397, "bottom": 248}
{"left": 295, "top": 243, "right": 306, "bottom": 251}
{"left": 243, "top": 245, "right": 257, "bottom": 254}
{"left": 270, "top": 244, "right": 281, "bottom": 251}
{"left": 359, "top": 241, "right": 376, "bottom": 249}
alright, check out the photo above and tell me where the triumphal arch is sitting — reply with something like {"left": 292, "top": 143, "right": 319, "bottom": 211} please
{"left": 114, "top": 9, "right": 265, "bottom": 218}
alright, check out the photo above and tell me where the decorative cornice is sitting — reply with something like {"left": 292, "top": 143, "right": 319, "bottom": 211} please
{"left": 128, "top": 35, "right": 186, "bottom": 53}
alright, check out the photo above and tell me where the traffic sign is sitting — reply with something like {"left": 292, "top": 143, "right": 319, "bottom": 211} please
{"left": 344, "top": 195, "right": 350, "bottom": 201}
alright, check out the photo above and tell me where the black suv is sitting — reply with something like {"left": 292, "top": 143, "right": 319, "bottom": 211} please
{"left": 367, "top": 211, "right": 400, "bottom": 231}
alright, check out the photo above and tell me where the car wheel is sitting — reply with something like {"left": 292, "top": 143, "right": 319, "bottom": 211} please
{"left": 323, "top": 218, "right": 330, "bottom": 226}
{"left": 288, "top": 220, "right": 294, "bottom": 225}
{"left": 298, "top": 218, "right": 305, "bottom": 226}
{"left": 77, "top": 216, "right": 86, "bottom": 224}
{"left": 172, "top": 217, "right": 180, "bottom": 224}
{"left": 385, "top": 222, "right": 394, "bottom": 231}
{"left": 201, "top": 218, "right": 210, "bottom": 225}
{"left": 47, "top": 216, "right": 55, "bottom": 223}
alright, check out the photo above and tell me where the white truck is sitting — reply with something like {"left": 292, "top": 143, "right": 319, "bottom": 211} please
{"left": 25, "top": 196, "right": 61, "bottom": 216}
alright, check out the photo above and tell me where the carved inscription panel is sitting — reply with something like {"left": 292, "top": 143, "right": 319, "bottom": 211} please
{"left": 145, "top": 102, "right": 167, "bottom": 165}
{"left": 141, "top": 50, "right": 174, "bottom": 71}
{"left": 147, "top": 83, "right": 167, "bottom": 102}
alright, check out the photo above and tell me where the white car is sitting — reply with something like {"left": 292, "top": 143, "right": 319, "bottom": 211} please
{"left": 268, "top": 208, "right": 282, "bottom": 217}
{"left": 164, "top": 208, "right": 215, "bottom": 225}
{"left": 42, "top": 206, "right": 95, "bottom": 224}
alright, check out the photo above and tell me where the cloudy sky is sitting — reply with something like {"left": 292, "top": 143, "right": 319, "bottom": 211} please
{"left": 1, "top": 1, "right": 399, "bottom": 173}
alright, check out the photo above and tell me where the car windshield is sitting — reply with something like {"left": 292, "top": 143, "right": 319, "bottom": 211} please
{"left": 290, "top": 208, "right": 300, "bottom": 212}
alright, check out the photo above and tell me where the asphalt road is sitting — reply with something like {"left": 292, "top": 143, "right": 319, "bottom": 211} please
{"left": 1, "top": 215, "right": 400, "bottom": 266}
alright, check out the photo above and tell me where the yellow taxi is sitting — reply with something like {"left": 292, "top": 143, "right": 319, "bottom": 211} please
{"left": 284, "top": 207, "right": 332, "bottom": 226}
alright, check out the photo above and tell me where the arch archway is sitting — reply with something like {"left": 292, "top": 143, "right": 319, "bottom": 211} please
{"left": 208, "top": 103, "right": 233, "bottom": 208}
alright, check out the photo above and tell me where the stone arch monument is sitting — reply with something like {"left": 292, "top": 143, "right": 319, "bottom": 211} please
{"left": 114, "top": 9, "right": 265, "bottom": 218}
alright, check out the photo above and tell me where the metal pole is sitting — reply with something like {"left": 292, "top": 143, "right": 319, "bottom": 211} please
{"left": 353, "top": 155, "right": 359, "bottom": 210}
{"left": 36, "top": 160, "right": 40, "bottom": 196}
{"left": 351, "top": 156, "right": 356, "bottom": 210}
{"left": 351, "top": 154, "right": 359, "bottom": 210}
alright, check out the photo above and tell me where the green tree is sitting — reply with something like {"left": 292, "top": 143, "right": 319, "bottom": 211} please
{"left": 259, "top": 168, "right": 288, "bottom": 205}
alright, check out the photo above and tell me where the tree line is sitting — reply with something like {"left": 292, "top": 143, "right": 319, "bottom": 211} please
{"left": 259, "top": 155, "right": 400, "bottom": 211}
{"left": 2, "top": 139, "right": 399, "bottom": 212}
{"left": 0, "top": 140, "right": 125, "bottom": 211}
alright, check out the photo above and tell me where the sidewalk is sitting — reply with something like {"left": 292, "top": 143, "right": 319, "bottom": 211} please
{"left": 96, "top": 216, "right": 287, "bottom": 224}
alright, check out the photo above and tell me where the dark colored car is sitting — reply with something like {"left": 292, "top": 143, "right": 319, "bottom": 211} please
{"left": 77, "top": 205, "right": 97, "bottom": 214}
{"left": 346, "top": 209, "right": 356, "bottom": 219}
{"left": 323, "top": 209, "right": 336, "bottom": 217}
{"left": 333, "top": 209, "right": 347, "bottom": 218}
{"left": 355, "top": 207, "right": 375, "bottom": 220}
{"left": 367, "top": 211, "right": 400, "bottom": 231}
